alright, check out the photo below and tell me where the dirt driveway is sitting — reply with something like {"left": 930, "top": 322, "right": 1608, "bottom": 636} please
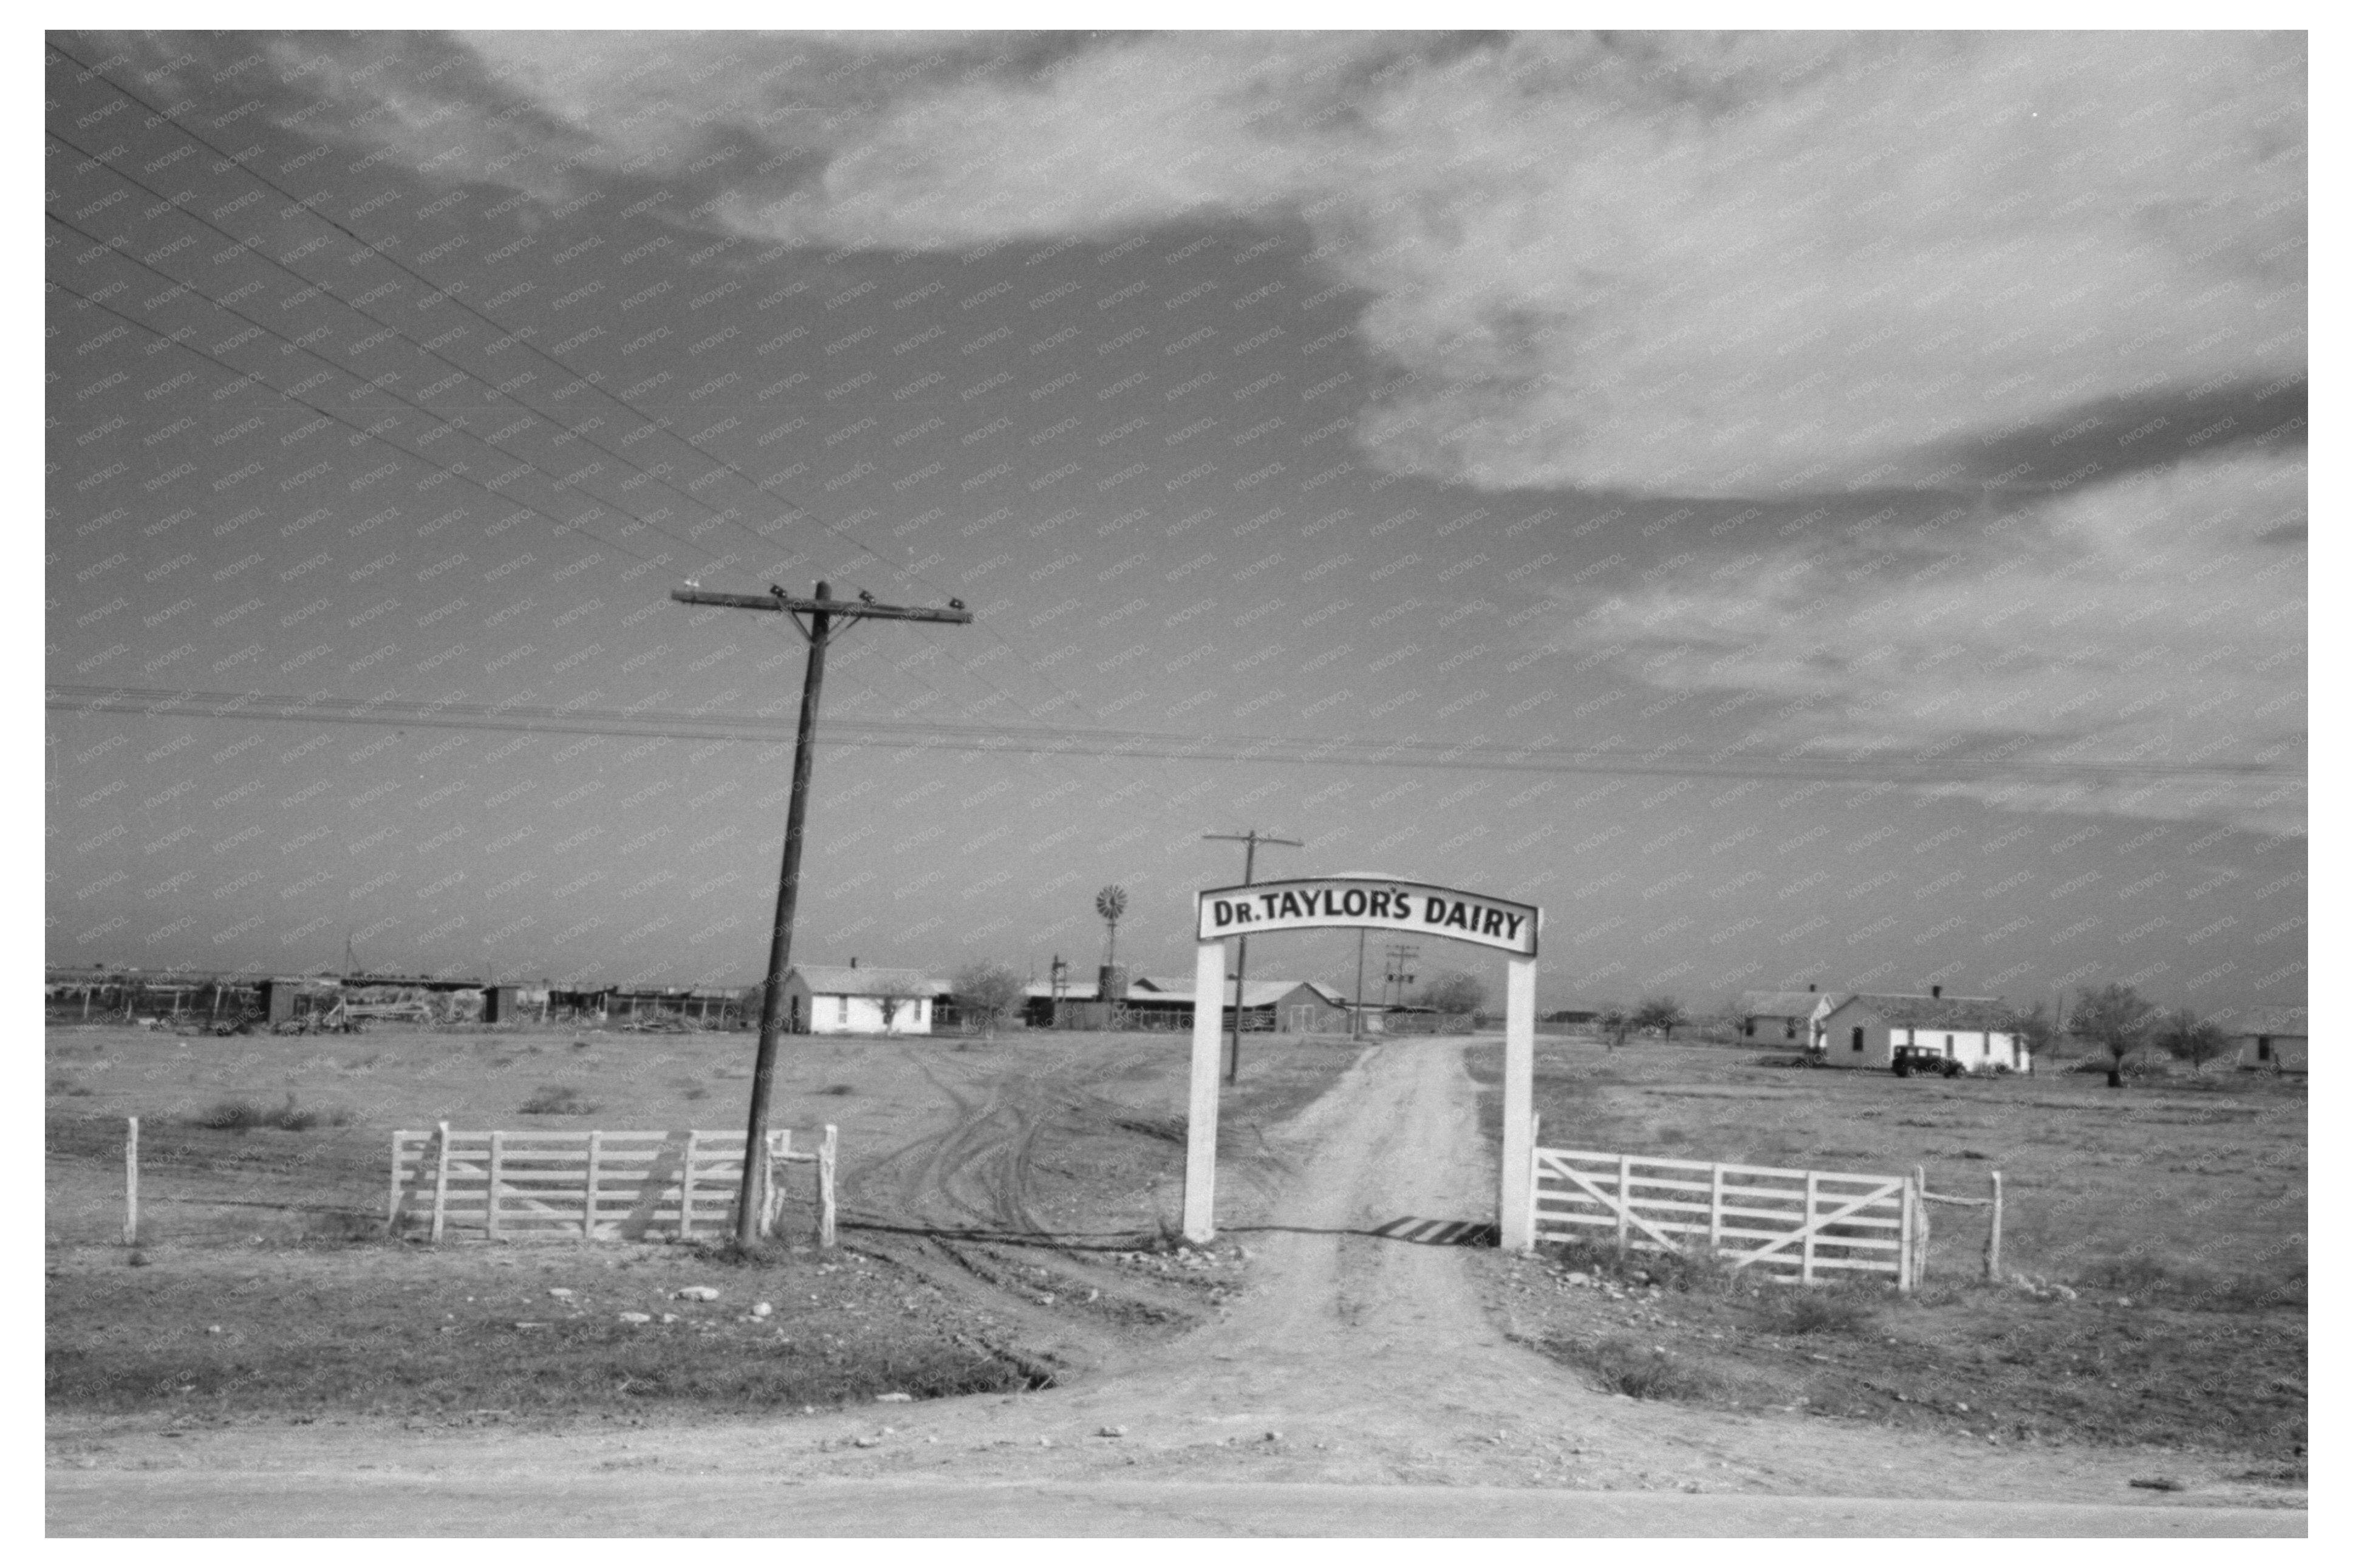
{"left": 49, "top": 1038, "right": 2303, "bottom": 1535}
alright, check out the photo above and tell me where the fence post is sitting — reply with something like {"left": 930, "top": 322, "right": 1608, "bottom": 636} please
{"left": 1985, "top": 1170, "right": 2003, "bottom": 1281}
{"left": 586, "top": 1130, "right": 603, "bottom": 1241}
{"left": 430, "top": 1121, "right": 452, "bottom": 1242}
{"left": 123, "top": 1117, "right": 139, "bottom": 1246}
{"left": 384, "top": 1130, "right": 402, "bottom": 1235}
{"left": 1800, "top": 1170, "right": 1819, "bottom": 1286}
{"left": 1525, "top": 1114, "right": 1540, "bottom": 1249}
{"left": 680, "top": 1130, "right": 702, "bottom": 1241}
{"left": 1897, "top": 1174, "right": 1914, "bottom": 1294}
{"left": 1911, "top": 1164, "right": 1930, "bottom": 1287}
{"left": 487, "top": 1130, "right": 505, "bottom": 1241}
{"left": 817, "top": 1124, "right": 838, "bottom": 1250}
{"left": 1614, "top": 1153, "right": 1631, "bottom": 1255}
{"left": 1708, "top": 1164, "right": 1724, "bottom": 1251}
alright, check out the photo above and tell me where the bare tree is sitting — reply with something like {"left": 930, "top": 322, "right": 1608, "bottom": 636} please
{"left": 951, "top": 961, "right": 1025, "bottom": 1038}
{"left": 1595, "top": 1005, "right": 1635, "bottom": 1051}
{"left": 872, "top": 978, "right": 923, "bottom": 1035}
{"left": 1999, "top": 998, "right": 2058, "bottom": 1072}
{"left": 2154, "top": 1007, "right": 2228, "bottom": 1074}
{"left": 1419, "top": 970, "right": 1486, "bottom": 1016}
{"left": 2071, "top": 982, "right": 2158, "bottom": 1088}
{"left": 1633, "top": 995, "right": 1686, "bottom": 1043}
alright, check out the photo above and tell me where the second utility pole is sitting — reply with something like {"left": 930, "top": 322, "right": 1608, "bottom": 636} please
{"left": 673, "top": 579, "right": 972, "bottom": 1247}
{"left": 1203, "top": 829, "right": 1303, "bottom": 1083}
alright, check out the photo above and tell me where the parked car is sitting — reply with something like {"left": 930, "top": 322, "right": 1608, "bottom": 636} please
{"left": 1892, "top": 1045, "right": 1964, "bottom": 1078}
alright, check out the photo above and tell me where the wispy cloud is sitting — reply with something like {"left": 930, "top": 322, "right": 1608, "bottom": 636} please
{"left": 1535, "top": 450, "right": 2307, "bottom": 834}
{"left": 214, "top": 30, "right": 2304, "bottom": 500}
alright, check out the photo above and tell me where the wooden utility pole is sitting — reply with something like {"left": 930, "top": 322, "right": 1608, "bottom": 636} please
{"left": 672, "top": 581, "right": 972, "bottom": 1246}
{"left": 1202, "top": 830, "right": 1303, "bottom": 1083}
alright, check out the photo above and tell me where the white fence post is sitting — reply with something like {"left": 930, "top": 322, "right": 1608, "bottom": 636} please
{"left": 1911, "top": 1164, "right": 1930, "bottom": 1286}
{"left": 586, "top": 1130, "right": 603, "bottom": 1241}
{"left": 1800, "top": 1170, "right": 1819, "bottom": 1285}
{"left": 680, "top": 1130, "right": 702, "bottom": 1240}
{"left": 487, "top": 1130, "right": 505, "bottom": 1241}
{"left": 1708, "top": 1163, "right": 1724, "bottom": 1252}
{"left": 816, "top": 1124, "right": 838, "bottom": 1250}
{"left": 123, "top": 1117, "right": 139, "bottom": 1246}
{"left": 1614, "top": 1153, "right": 1631, "bottom": 1255}
{"left": 1986, "top": 1170, "right": 2003, "bottom": 1281}
{"left": 430, "top": 1121, "right": 452, "bottom": 1242}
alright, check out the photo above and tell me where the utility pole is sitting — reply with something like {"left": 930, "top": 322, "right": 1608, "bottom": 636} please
{"left": 672, "top": 580, "right": 972, "bottom": 1246}
{"left": 1384, "top": 944, "right": 1419, "bottom": 1009}
{"left": 1203, "top": 830, "right": 1303, "bottom": 1083}
{"left": 1353, "top": 927, "right": 1368, "bottom": 1040}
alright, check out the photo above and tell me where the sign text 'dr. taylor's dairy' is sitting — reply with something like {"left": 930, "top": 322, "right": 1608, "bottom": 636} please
{"left": 1195, "top": 876, "right": 1539, "bottom": 957}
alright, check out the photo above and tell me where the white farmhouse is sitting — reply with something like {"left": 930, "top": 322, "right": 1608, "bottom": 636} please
{"left": 1809, "top": 989, "right": 2026, "bottom": 1072}
{"left": 781, "top": 963, "right": 948, "bottom": 1035}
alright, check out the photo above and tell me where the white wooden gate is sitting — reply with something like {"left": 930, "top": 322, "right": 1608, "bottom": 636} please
{"left": 1531, "top": 1145, "right": 1913, "bottom": 1289}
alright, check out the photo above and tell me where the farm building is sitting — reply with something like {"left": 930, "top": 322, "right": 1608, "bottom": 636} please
{"left": 1020, "top": 975, "right": 1353, "bottom": 1032}
{"left": 2228, "top": 1004, "right": 2307, "bottom": 1072}
{"left": 1737, "top": 986, "right": 1823, "bottom": 1043}
{"left": 1808, "top": 990, "right": 2026, "bottom": 1072}
{"left": 782, "top": 964, "right": 948, "bottom": 1035}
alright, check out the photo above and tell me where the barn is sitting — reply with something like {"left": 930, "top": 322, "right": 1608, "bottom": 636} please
{"left": 2229, "top": 1004, "right": 2307, "bottom": 1072}
{"left": 782, "top": 964, "right": 948, "bottom": 1035}
{"left": 1809, "top": 990, "right": 2026, "bottom": 1072}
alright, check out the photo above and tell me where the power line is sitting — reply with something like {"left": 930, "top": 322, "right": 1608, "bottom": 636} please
{"left": 43, "top": 685, "right": 2303, "bottom": 786}
{"left": 43, "top": 273, "right": 666, "bottom": 573}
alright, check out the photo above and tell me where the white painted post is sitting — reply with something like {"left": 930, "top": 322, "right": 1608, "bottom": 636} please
{"left": 1181, "top": 936, "right": 1228, "bottom": 1244}
{"left": 1615, "top": 1154, "right": 1631, "bottom": 1255}
{"left": 123, "top": 1117, "right": 139, "bottom": 1246}
{"left": 1912, "top": 1164, "right": 1930, "bottom": 1286}
{"left": 1709, "top": 1164, "right": 1724, "bottom": 1252}
{"left": 487, "top": 1130, "right": 505, "bottom": 1241}
{"left": 1498, "top": 954, "right": 1537, "bottom": 1251}
{"left": 586, "top": 1130, "right": 603, "bottom": 1241}
{"left": 1801, "top": 1170, "right": 1819, "bottom": 1285}
{"left": 430, "top": 1121, "right": 452, "bottom": 1242}
{"left": 680, "top": 1130, "right": 701, "bottom": 1240}
{"left": 816, "top": 1124, "right": 838, "bottom": 1250}
{"left": 1897, "top": 1176, "right": 1914, "bottom": 1294}
{"left": 1986, "top": 1170, "right": 2003, "bottom": 1281}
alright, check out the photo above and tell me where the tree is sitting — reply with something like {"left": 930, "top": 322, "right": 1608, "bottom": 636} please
{"left": 2154, "top": 1007, "right": 2228, "bottom": 1074}
{"left": 872, "top": 978, "right": 924, "bottom": 1035}
{"left": 1999, "top": 999, "right": 2057, "bottom": 1071}
{"left": 1420, "top": 970, "right": 1486, "bottom": 1016}
{"left": 1095, "top": 885, "right": 1127, "bottom": 970}
{"left": 1633, "top": 995, "right": 1686, "bottom": 1043}
{"left": 2071, "top": 982, "right": 2157, "bottom": 1088}
{"left": 1595, "top": 1006, "right": 1635, "bottom": 1051}
{"left": 951, "top": 961, "right": 1025, "bottom": 1038}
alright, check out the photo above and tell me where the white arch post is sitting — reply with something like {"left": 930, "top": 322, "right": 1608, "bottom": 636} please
{"left": 1181, "top": 875, "right": 1541, "bottom": 1250}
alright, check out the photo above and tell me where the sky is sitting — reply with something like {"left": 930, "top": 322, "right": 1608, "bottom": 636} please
{"left": 43, "top": 29, "right": 2306, "bottom": 1024}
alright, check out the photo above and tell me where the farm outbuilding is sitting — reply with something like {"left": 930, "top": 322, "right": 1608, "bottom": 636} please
{"left": 1738, "top": 986, "right": 1823, "bottom": 1043}
{"left": 1809, "top": 990, "right": 2026, "bottom": 1072}
{"left": 1019, "top": 975, "right": 1351, "bottom": 1032}
{"left": 2229, "top": 1004, "right": 2307, "bottom": 1072}
{"left": 783, "top": 964, "right": 948, "bottom": 1035}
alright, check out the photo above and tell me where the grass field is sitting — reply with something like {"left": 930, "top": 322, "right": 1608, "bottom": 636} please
{"left": 1469, "top": 1035, "right": 2307, "bottom": 1467}
{"left": 46, "top": 1020, "right": 1353, "bottom": 1425}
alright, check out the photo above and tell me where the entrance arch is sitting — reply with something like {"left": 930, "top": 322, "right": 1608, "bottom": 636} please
{"left": 1183, "top": 875, "right": 1542, "bottom": 1250}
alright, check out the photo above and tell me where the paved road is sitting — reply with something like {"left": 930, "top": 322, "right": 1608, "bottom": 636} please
{"left": 48, "top": 1474, "right": 2303, "bottom": 1536}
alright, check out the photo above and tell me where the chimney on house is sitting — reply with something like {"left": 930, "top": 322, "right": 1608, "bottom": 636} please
{"left": 1808, "top": 983, "right": 1817, "bottom": 992}
{"left": 1930, "top": 983, "right": 1942, "bottom": 998}
{"left": 850, "top": 957, "right": 858, "bottom": 969}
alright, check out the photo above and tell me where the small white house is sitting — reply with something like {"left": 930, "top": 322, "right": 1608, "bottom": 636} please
{"left": 1809, "top": 990, "right": 2026, "bottom": 1072}
{"left": 2228, "top": 1004, "right": 2307, "bottom": 1072}
{"left": 782, "top": 964, "right": 948, "bottom": 1036}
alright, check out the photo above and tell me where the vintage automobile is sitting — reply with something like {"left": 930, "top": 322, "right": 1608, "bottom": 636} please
{"left": 1891, "top": 1045, "right": 1964, "bottom": 1078}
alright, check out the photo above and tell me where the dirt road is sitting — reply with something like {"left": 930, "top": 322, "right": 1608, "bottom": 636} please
{"left": 49, "top": 1039, "right": 2303, "bottom": 1535}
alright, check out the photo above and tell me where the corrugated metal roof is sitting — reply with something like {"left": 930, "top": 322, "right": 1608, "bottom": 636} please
{"left": 790, "top": 965, "right": 949, "bottom": 998}
{"left": 1817, "top": 992, "right": 2013, "bottom": 1030}
{"left": 1739, "top": 990, "right": 1826, "bottom": 1018}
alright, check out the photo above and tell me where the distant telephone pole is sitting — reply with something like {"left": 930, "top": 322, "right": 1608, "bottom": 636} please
{"left": 1203, "top": 830, "right": 1303, "bottom": 1083}
{"left": 672, "top": 580, "right": 972, "bottom": 1246}
{"left": 1384, "top": 944, "right": 1419, "bottom": 1009}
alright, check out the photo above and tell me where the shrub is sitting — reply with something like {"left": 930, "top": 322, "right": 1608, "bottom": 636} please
{"left": 1752, "top": 1286, "right": 1878, "bottom": 1335}
{"left": 517, "top": 1085, "right": 599, "bottom": 1116}
{"left": 1562, "top": 1335, "right": 1722, "bottom": 1401}
{"left": 191, "top": 1094, "right": 352, "bottom": 1132}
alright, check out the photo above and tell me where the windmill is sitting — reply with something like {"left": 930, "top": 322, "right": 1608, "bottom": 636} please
{"left": 1095, "top": 885, "right": 1127, "bottom": 972}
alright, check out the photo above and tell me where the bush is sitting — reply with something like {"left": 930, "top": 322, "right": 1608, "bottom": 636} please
{"left": 1750, "top": 1286, "right": 1878, "bottom": 1336}
{"left": 1562, "top": 1334, "right": 1723, "bottom": 1401}
{"left": 517, "top": 1085, "right": 599, "bottom": 1116}
{"left": 191, "top": 1094, "right": 352, "bottom": 1132}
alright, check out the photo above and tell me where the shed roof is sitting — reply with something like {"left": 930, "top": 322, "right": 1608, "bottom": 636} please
{"left": 2225, "top": 1004, "right": 2307, "bottom": 1037}
{"left": 790, "top": 965, "right": 949, "bottom": 998}
{"left": 1817, "top": 992, "right": 2013, "bottom": 1031}
{"left": 1739, "top": 989, "right": 1826, "bottom": 1019}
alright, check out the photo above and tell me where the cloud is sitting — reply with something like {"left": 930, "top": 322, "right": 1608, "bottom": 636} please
{"left": 1534, "top": 450, "right": 2307, "bottom": 834}
{"left": 205, "top": 29, "right": 2305, "bottom": 502}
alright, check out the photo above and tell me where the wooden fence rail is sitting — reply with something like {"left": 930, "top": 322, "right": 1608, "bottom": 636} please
{"left": 388, "top": 1125, "right": 836, "bottom": 1245}
{"left": 1531, "top": 1143, "right": 1915, "bottom": 1289}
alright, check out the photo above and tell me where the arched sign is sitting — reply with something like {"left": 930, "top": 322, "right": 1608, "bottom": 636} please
{"left": 1183, "top": 875, "right": 1542, "bottom": 1250}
